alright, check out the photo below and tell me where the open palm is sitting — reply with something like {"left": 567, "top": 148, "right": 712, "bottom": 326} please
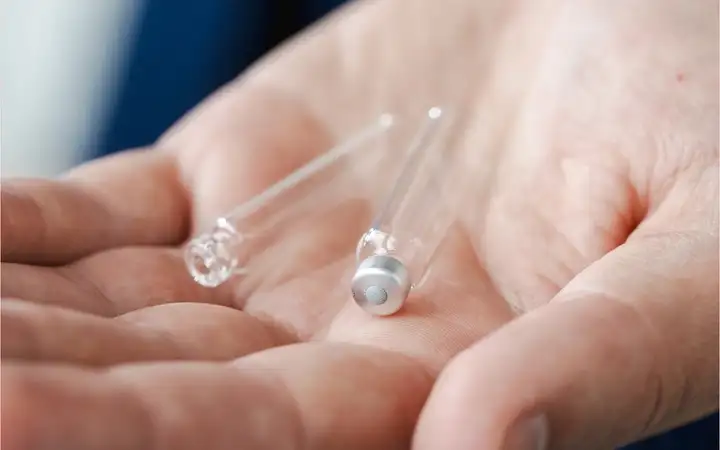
{"left": 2, "top": 1, "right": 717, "bottom": 449}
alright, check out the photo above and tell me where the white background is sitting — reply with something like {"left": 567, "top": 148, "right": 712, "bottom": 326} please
{"left": 1, "top": 0, "right": 142, "bottom": 178}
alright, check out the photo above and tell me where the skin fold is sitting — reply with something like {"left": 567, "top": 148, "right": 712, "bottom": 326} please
{"left": 1, "top": 0, "right": 717, "bottom": 449}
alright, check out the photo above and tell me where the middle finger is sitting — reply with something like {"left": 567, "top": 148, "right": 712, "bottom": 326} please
{"left": 1, "top": 299, "right": 291, "bottom": 365}
{"left": 1, "top": 247, "right": 230, "bottom": 316}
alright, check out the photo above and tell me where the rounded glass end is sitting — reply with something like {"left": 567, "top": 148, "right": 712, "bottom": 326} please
{"left": 184, "top": 221, "right": 241, "bottom": 288}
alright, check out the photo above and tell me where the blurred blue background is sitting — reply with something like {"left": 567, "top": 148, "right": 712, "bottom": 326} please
{"left": 94, "top": 0, "right": 347, "bottom": 158}
{"left": 1, "top": 1, "right": 716, "bottom": 448}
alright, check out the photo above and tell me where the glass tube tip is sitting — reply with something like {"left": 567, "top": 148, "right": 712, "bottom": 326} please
{"left": 184, "top": 219, "right": 240, "bottom": 288}
{"left": 378, "top": 113, "right": 394, "bottom": 128}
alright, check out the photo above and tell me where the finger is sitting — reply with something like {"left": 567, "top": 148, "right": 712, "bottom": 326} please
{"left": 1, "top": 247, "right": 230, "bottom": 316}
{"left": 163, "top": 82, "right": 335, "bottom": 233}
{"left": 1, "top": 300, "right": 289, "bottom": 365}
{"left": 2, "top": 343, "right": 434, "bottom": 450}
{"left": 1, "top": 149, "right": 189, "bottom": 265}
{"left": 413, "top": 231, "right": 718, "bottom": 450}
{"left": 0, "top": 264, "right": 101, "bottom": 313}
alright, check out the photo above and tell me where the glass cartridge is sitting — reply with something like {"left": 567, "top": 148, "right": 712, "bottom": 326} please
{"left": 351, "top": 107, "right": 457, "bottom": 316}
{"left": 184, "top": 113, "right": 396, "bottom": 293}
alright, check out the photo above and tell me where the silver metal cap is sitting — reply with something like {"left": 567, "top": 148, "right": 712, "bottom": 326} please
{"left": 351, "top": 254, "right": 411, "bottom": 316}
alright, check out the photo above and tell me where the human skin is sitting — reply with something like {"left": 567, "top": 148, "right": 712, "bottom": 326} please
{"left": 1, "top": 0, "right": 717, "bottom": 449}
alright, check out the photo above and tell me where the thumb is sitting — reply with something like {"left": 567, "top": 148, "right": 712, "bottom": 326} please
{"left": 413, "top": 231, "right": 718, "bottom": 450}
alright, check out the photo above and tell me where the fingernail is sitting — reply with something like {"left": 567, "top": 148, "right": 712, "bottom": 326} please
{"left": 502, "top": 414, "right": 549, "bottom": 450}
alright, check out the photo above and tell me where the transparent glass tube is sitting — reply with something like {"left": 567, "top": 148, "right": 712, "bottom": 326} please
{"left": 184, "top": 114, "right": 395, "bottom": 291}
{"left": 351, "top": 107, "right": 457, "bottom": 315}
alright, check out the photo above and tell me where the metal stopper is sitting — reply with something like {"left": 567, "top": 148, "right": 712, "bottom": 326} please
{"left": 351, "top": 254, "right": 411, "bottom": 316}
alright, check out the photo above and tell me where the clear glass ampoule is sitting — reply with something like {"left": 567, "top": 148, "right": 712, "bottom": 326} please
{"left": 351, "top": 107, "right": 458, "bottom": 316}
{"left": 184, "top": 113, "right": 396, "bottom": 294}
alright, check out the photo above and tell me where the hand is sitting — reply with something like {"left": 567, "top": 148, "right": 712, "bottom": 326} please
{"left": 2, "top": 1, "right": 717, "bottom": 449}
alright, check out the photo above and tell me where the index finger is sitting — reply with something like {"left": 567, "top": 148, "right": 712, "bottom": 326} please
{"left": 1, "top": 148, "right": 190, "bottom": 265}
